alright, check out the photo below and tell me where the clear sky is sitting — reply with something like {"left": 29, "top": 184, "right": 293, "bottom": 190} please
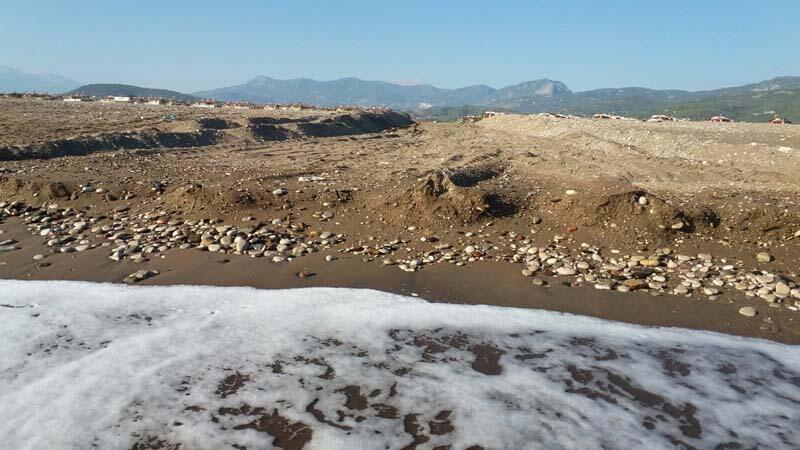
{"left": 2, "top": 0, "right": 798, "bottom": 93}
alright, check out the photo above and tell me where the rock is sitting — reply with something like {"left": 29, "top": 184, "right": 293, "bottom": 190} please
{"left": 531, "top": 278, "right": 545, "bottom": 287}
{"left": 775, "top": 282, "right": 791, "bottom": 298}
{"left": 234, "top": 239, "right": 249, "bottom": 253}
{"left": 622, "top": 279, "right": 647, "bottom": 290}
{"left": 738, "top": 306, "right": 757, "bottom": 317}
{"left": 703, "top": 287, "right": 720, "bottom": 296}
{"left": 556, "top": 266, "right": 576, "bottom": 276}
{"left": 0, "top": 245, "right": 19, "bottom": 253}
{"left": 756, "top": 252, "right": 773, "bottom": 263}
{"left": 670, "top": 221, "right": 684, "bottom": 230}
{"left": 640, "top": 259, "right": 660, "bottom": 267}
{"left": 594, "top": 283, "right": 612, "bottom": 290}
{"left": 325, "top": 255, "right": 336, "bottom": 262}
{"left": 207, "top": 244, "right": 221, "bottom": 252}
{"left": 565, "top": 189, "right": 577, "bottom": 196}
{"left": 674, "top": 285, "right": 690, "bottom": 295}
{"left": 272, "top": 188, "right": 287, "bottom": 196}
{"left": 32, "top": 254, "right": 45, "bottom": 260}
{"left": 638, "top": 196, "right": 648, "bottom": 206}
{"left": 124, "top": 269, "right": 158, "bottom": 284}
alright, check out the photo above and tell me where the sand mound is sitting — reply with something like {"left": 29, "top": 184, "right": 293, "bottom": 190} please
{"left": 161, "top": 183, "right": 277, "bottom": 215}
{"left": 393, "top": 170, "right": 517, "bottom": 226}
{"left": 564, "top": 189, "right": 697, "bottom": 234}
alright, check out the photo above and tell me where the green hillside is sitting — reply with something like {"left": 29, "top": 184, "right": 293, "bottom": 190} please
{"left": 66, "top": 83, "right": 197, "bottom": 101}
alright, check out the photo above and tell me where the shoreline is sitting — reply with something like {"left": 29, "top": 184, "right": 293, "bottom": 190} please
{"left": 3, "top": 219, "right": 799, "bottom": 344}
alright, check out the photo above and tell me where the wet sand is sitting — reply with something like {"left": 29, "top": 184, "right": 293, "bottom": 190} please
{"left": 2, "top": 218, "right": 798, "bottom": 344}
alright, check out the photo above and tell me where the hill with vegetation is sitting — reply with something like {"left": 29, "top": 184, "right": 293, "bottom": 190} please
{"left": 66, "top": 84, "right": 197, "bottom": 101}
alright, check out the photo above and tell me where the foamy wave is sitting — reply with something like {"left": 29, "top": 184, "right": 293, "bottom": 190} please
{"left": 1, "top": 281, "right": 799, "bottom": 449}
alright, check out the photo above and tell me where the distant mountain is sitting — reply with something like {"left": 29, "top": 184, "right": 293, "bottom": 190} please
{"left": 419, "top": 77, "right": 800, "bottom": 123}
{"left": 194, "top": 77, "right": 573, "bottom": 110}
{"left": 195, "top": 75, "right": 800, "bottom": 123}
{"left": 0, "top": 66, "right": 81, "bottom": 93}
{"left": 66, "top": 83, "right": 197, "bottom": 101}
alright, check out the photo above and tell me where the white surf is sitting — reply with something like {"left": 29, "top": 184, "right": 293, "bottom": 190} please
{"left": 1, "top": 280, "right": 799, "bottom": 449}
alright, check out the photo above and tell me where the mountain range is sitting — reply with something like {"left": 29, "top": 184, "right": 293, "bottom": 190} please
{"left": 2, "top": 64, "right": 799, "bottom": 123}
{"left": 193, "top": 76, "right": 800, "bottom": 122}
{"left": 0, "top": 66, "right": 81, "bottom": 93}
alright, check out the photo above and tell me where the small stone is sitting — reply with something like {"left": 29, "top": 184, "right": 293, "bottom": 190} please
{"left": 531, "top": 278, "right": 545, "bottom": 287}
{"left": 775, "top": 282, "right": 791, "bottom": 298}
{"left": 738, "top": 306, "right": 757, "bottom": 317}
{"left": 556, "top": 267, "right": 576, "bottom": 276}
{"left": 622, "top": 279, "right": 647, "bottom": 290}
{"left": 638, "top": 196, "right": 648, "bottom": 206}
{"left": 272, "top": 188, "right": 287, "bottom": 196}
{"left": 703, "top": 287, "right": 720, "bottom": 296}
{"left": 756, "top": 252, "right": 773, "bottom": 263}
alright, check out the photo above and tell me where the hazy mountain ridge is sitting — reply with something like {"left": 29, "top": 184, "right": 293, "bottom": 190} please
{"left": 3, "top": 65, "right": 798, "bottom": 123}
{"left": 193, "top": 77, "right": 566, "bottom": 109}
{"left": 195, "top": 75, "right": 800, "bottom": 122}
{"left": 0, "top": 66, "right": 81, "bottom": 93}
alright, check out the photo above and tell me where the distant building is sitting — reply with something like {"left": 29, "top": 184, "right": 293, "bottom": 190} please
{"left": 62, "top": 97, "right": 82, "bottom": 102}
{"left": 648, "top": 114, "right": 676, "bottom": 122}
{"left": 191, "top": 101, "right": 217, "bottom": 108}
{"left": 769, "top": 117, "right": 791, "bottom": 124}
{"left": 112, "top": 96, "right": 131, "bottom": 102}
{"left": 709, "top": 116, "right": 732, "bottom": 123}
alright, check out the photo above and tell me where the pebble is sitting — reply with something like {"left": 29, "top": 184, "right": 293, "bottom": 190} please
{"left": 756, "top": 252, "right": 773, "bottom": 263}
{"left": 738, "top": 306, "right": 757, "bottom": 317}
{"left": 775, "top": 282, "right": 791, "bottom": 298}
{"left": 556, "top": 267, "right": 576, "bottom": 276}
{"left": 272, "top": 188, "right": 287, "bottom": 196}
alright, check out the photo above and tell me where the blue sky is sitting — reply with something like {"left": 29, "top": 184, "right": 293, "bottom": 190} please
{"left": 1, "top": 0, "right": 798, "bottom": 92}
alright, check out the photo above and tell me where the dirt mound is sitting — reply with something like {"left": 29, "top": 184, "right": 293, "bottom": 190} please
{"left": 197, "top": 118, "right": 241, "bottom": 130}
{"left": 296, "top": 111, "right": 414, "bottom": 138}
{"left": 392, "top": 170, "right": 517, "bottom": 226}
{"left": 250, "top": 125, "right": 295, "bottom": 141}
{"left": 161, "top": 183, "right": 280, "bottom": 215}
{"left": 248, "top": 117, "right": 302, "bottom": 126}
{"left": 563, "top": 189, "right": 706, "bottom": 235}
{"left": 247, "top": 111, "right": 413, "bottom": 142}
{"left": 0, "top": 130, "right": 221, "bottom": 161}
